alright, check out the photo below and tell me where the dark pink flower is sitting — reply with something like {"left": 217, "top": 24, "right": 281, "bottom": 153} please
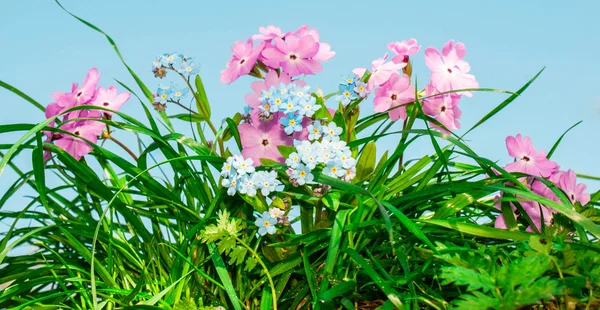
{"left": 261, "top": 35, "right": 322, "bottom": 77}
{"left": 353, "top": 53, "right": 406, "bottom": 91}
{"left": 92, "top": 86, "right": 130, "bottom": 115}
{"left": 504, "top": 134, "right": 558, "bottom": 177}
{"left": 239, "top": 111, "right": 293, "bottom": 166}
{"left": 425, "top": 40, "right": 478, "bottom": 97}
{"left": 557, "top": 170, "right": 590, "bottom": 205}
{"left": 292, "top": 25, "right": 335, "bottom": 62}
{"left": 387, "top": 38, "right": 420, "bottom": 64}
{"left": 422, "top": 84, "right": 462, "bottom": 133}
{"left": 244, "top": 70, "right": 305, "bottom": 108}
{"left": 373, "top": 72, "right": 415, "bottom": 121}
{"left": 252, "top": 25, "right": 287, "bottom": 41}
{"left": 220, "top": 39, "right": 266, "bottom": 84}
{"left": 54, "top": 110, "right": 105, "bottom": 160}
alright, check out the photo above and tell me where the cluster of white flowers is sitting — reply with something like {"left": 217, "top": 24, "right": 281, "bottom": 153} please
{"left": 220, "top": 155, "right": 282, "bottom": 197}
{"left": 286, "top": 120, "right": 357, "bottom": 184}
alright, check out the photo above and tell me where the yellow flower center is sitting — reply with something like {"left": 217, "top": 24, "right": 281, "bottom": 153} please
{"left": 299, "top": 171, "right": 306, "bottom": 177}
{"left": 331, "top": 167, "right": 338, "bottom": 173}
{"left": 275, "top": 99, "right": 282, "bottom": 104}
{"left": 160, "top": 94, "right": 167, "bottom": 99}
{"left": 264, "top": 104, "right": 270, "bottom": 110}
{"left": 175, "top": 92, "right": 182, "bottom": 97}
{"left": 289, "top": 120, "right": 296, "bottom": 126}
{"left": 313, "top": 129, "right": 319, "bottom": 134}
{"left": 347, "top": 78, "right": 353, "bottom": 83}
{"left": 186, "top": 67, "right": 192, "bottom": 72}
{"left": 344, "top": 91, "right": 351, "bottom": 97}
{"left": 263, "top": 221, "right": 271, "bottom": 227}
{"left": 359, "top": 86, "right": 364, "bottom": 92}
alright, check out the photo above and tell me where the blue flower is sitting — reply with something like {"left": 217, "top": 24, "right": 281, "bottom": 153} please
{"left": 301, "top": 151, "right": 318, "bottom": 170}
{"left": 178, "top": 57, "right": 199, "bottom": 76}
{"left": 290, "top": 85, "right": 312, "bottom": 103}
{"left": 336, "top": 84, "right": 357, "bottom": 105}
{"left": 221, "top": 176, "right": 239, "bottom": 196}
{"left": 239, "top": 174, "right": 259, "bottom": 196}
{"left": 354, "top": 81, "right": 369, "bottom": 98}
{"left": 307, "top": 121, "right": 323, "bottom": 141}
{"left": 277, "top": 83, "right": 292, "bottom": 99}
{"left": 340, "top": 74, "right": 357, "bottom": 86}
{"left": 291, "top": 163, "right": 314, "bottom": 185}
{"left": 323, "top": 122, "right": 343, "bottom": 141}
{"left": 285, "top": 152, "right": 301, "bottom": 169}
{"left": 280, "top": 113, "right": 303, "bottom": 135}
{"left": 298, "top": 96, "right": 321, "bottom": 117}
{"left": 295, "top": 140, "right": 314, "bottom": 157}
{"left": 279, "top": 99, "right": 297, "bottom": 114}
{"left": 156, "top": 84, "right": 173, "bottom": 103}
{"left": 256, "top": 171, "right": 281, "bottom": 196}
{"left": 152, "top": 56, "right": 162, "bottom": 69}
{"left": 243, "top": 105, "right": 253, "bottom": 116}
{"left": 323, "top": 160, "right": 345, "bottom": 178}
{"left": 255, "top": 211, "right": 278, "bottom": 236}
{"left": 259, "top": 87, "right": 275, "bottom": 103}
{"left": 160, "top": 52, "right": 182, "bottom": 67}
{"left": 171, "top": 85, "right": 189, "bottom": 102}
{"left": 233, "top": 157, "right": 255, "bottom": 175}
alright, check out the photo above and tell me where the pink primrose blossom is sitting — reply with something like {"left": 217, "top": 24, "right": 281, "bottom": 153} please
{"left": 372, "top": 72, "right": 415, "bottom": 121}
{"left": 424, "top": 40, "right": 478, "bottom": 97}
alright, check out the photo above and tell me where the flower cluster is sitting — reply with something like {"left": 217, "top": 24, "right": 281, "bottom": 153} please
{"left": 335, "top": 74, "right": 367, "bottom": 105}
{"left": 44, "top": 68, "right": 130, "bottom": 160}
{"left": 238, "top": 71, "right": 324, "bottom": 166}
{"left": 254, "top": 207, "right": 288, "bottom": 236}
{"left": 221, "top": 25, "right": 335, "bottom": 84}
{"left": 286, "top": 120, "right": 357, "bottom": 184}
{"left": 495, "top": 134, "right": 590, "bottom": 232}
{"left": 221, "top": 155, "right": 282, "bottom": 197}
{"left": 151, "top": 52, "right": 197, "bottom": 111}
{"left": 152, "top": 52, "right": 199, "bottom": 79}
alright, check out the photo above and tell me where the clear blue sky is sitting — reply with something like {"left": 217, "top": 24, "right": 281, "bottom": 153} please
{"left": 1, "top": 0, "right": 599, "bottom": 214}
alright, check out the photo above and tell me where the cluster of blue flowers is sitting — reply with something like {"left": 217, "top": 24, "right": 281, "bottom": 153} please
{"left": 286, "top": 120, "right": 357, "bottom": 184}
{"left": 220, "top": 155, "right": 282, "bottom": 197}
{"left": 335, "top": 74, "right": 368, "bottom": 105}
{"left": 152, "top": 52, "right": 199, "bottom": 77}
{"left": 154, "top": 83, "right": 189, "bottom": 104}
{"left": 255, "top": 83, "right": 321, "bottom": 133}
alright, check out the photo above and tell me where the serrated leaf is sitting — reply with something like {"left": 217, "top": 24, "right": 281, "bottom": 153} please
{"left": 440, "top": 266, "right": 496, "bottom": 292}
{"left": 245, "top": 257, "right": 257, "bottom": 271}
{"left": 229, "top": 246, "right": 247, "bottom": 266}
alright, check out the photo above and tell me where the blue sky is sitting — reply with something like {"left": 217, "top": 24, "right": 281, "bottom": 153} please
{"left": 1, "top": 0, "right": 599, "bottom": 215}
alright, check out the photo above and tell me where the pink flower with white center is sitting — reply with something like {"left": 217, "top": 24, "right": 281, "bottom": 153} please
{"left": 244, "top": 70, "right": 306, "bottom": 108}
{"left": 54, "top": 110, "right": 105, "bottom": 160}
{"left": 353, "top": 53, "right": 406, "bottom": 91}
{"left": 504, "top": 134, "right": 558, "bottom": 177}
{"left": 292, "top": 25, "right": 335, "bottom": 62}
{"left": 557, "top": 170, "right": 590, "bottom": 206}
{"left": 387, "top": 38, "right": 420, "bottom": 64}
{"left": 92, "top": 86, "right": 130, "bottom": 115}
{"left": 373, "top": 72, "right": 415, "bottom": 121}
{"left": 252, "top": 25, "right": 287, "bottom": 41}
{"left": 261, "top": 35, "right": 322, "bottom": 77}
{"left": 220, "top": 39, "right": 266, "bottom": 84}
{"left": 238, "top": 111, "right": 293, "bottom": 166}
{"left": 422, "top": 84, "right": 462, "bottom": 133}
{"left": 424, "top": 40, "right": 478, "bottom": 97}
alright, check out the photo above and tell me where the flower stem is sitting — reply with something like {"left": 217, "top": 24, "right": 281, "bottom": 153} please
{"left": 234, "top": 236, "right": 277, "bottom": 309}
{"left": 107, "top": 135, "right": 138, "bottom": 161}
{"left": 168, "top": 99, "right": 199, "bottom": 115}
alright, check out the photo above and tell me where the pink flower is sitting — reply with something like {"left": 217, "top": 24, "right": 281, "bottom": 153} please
{"left": 422, "top": 84, "right": 462, "bottom": 133}
{"left": 504, "top": 134, "right": 558, "bottom": 177}
{"left": 387, "top": 38, "right": 420, "bottom": 64}
{"left": 54, "top": 110, "right": 105, "bottom": 160}
{"left": 73, "top": 68, "right": 101, "bottom": 105}
{"left": 293, "top": 25, "right": 335, "bottom": 62}
{"left": 353, "top": 53, "right": 406, "bottom": 91}
{"left": 373, "top": 72, "right": 415, "bottom": 121}
{"left": 238, "top": 112, "right": 293, "bottom": 166}
{"left": 261, "top": 35, "right": 322, "bottom": 77}
{"left": 244, "top": 71, "right": 306, "bottom": 108}
{"left": 424, "top": 40, "right": 478, "bottom": 97}
{"left": 252, "top": 25, "right": 287, "bottom": 41}
{"left": 557, "top": 170, "right": 590, "bottom": 205}
{"left": 220, "top": 39, "right": 266, "bottom": 84}
{"left": 92, "top": 86, "right": 130, "bottom": 115}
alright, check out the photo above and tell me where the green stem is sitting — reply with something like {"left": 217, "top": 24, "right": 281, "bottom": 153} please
{"left": 107, "top": 136, "right": 138, "bottom": 161}
{"left": 300, "top": 203, "right": 314, "bottom": 234}
{"left": 234, "top": 237, "right": 277, "bottom": 310}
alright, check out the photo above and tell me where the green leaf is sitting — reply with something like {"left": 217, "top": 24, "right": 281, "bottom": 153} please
{"left": 225, "top": 118, "right": 243, "bottom": 151}
{"left": 208, "top": 243, "right": 242, "bottom": 310}
{"left": 0, "top": 80, "right": 45, "bottom": 112}
{"left": 194, "top": 75, "right": 211, "bottom": 118}
{"left": 322, "top": 191, "right": 340, "bottom": 211}
{"left": 547, "top": 121, "right": 582, "bottom": 159}
{"left": 168, "top": 113, "right": 207, "bottom": 122}
{"left": 355, "top": 141, "right": 376, "bottom": 181}
{"left": 277, "top": 145, "right": 296, "bottom": 159}
{"left": 440, "top": 266, "right": 496, "bottom": 292}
